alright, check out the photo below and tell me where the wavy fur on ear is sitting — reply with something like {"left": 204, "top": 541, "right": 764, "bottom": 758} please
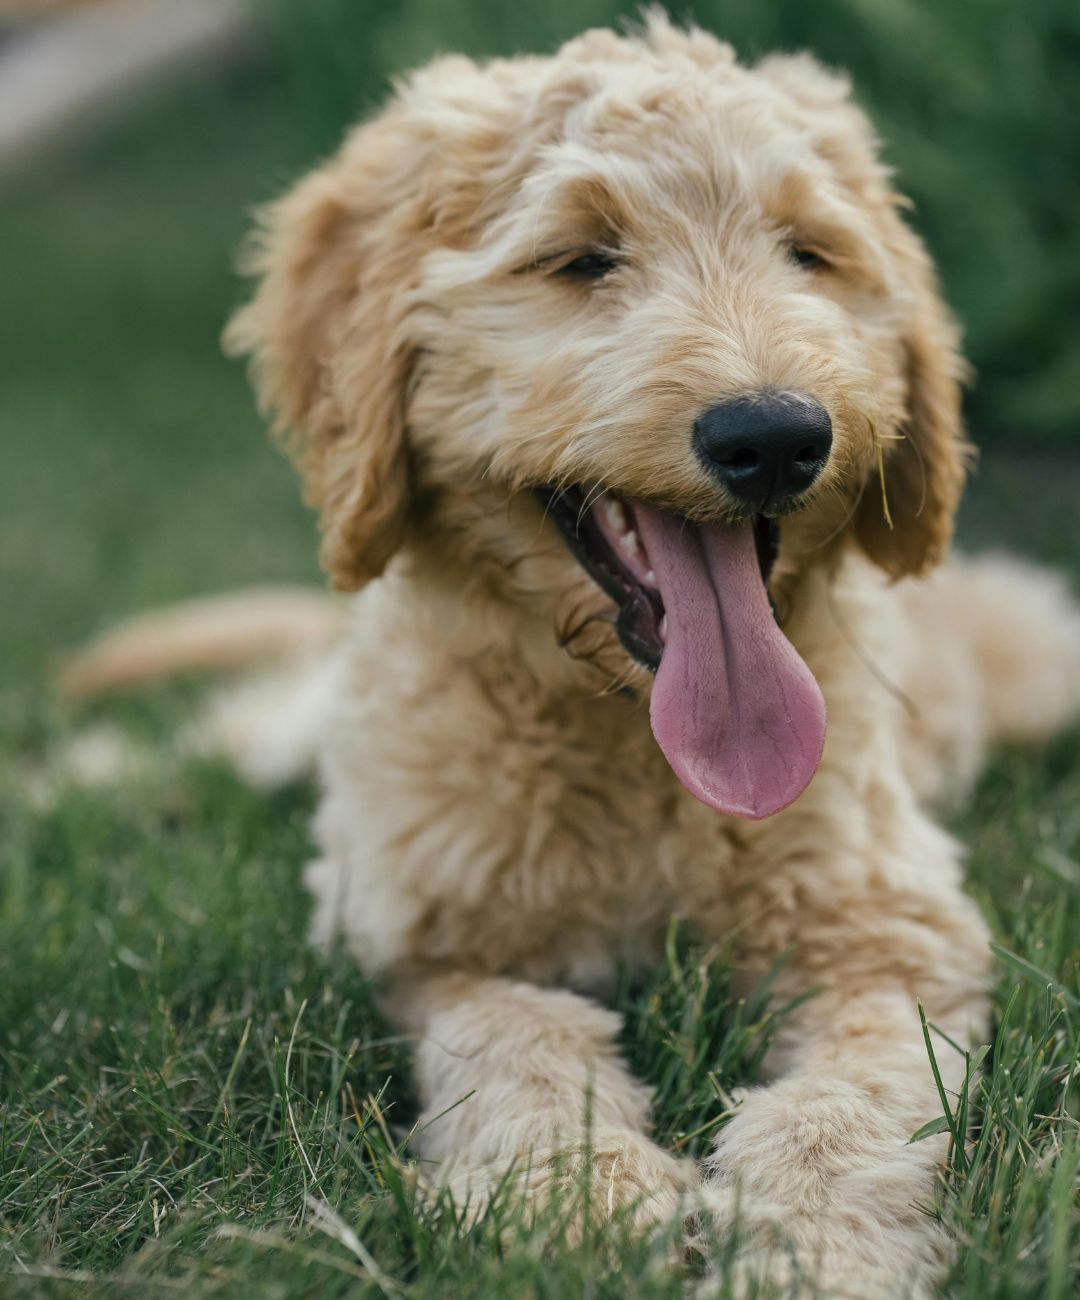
{"left": 224, "top": 112, "right": 422, "bottom": 591}
{"left": 855, "top": 230, "right": 972, "bottom": 578}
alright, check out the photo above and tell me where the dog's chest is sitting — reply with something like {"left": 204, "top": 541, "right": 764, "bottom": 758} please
{"left": 313, "top": 652, "right": 743, "bottom": 982}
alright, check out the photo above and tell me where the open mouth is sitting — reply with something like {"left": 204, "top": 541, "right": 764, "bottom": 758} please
{"left": 536, "top": 485, "right": 826, "bottom": 821}
{"left": 537, "top": 486, "right": 778, "bottom": 672}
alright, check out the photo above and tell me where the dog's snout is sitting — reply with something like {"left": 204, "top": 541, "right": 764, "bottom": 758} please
{"left": 693, "top": 391, "right": 833, "bottom": 511}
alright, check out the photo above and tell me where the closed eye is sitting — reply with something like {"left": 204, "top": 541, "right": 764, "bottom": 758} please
{"left": 518, "top": 245, "right": 622, "bottom": 283}
{"left": 552, "top": 249, "right": 619, "bottom": 281}
{"left": 787, "top": 243, "right": 831, "bottom": 272}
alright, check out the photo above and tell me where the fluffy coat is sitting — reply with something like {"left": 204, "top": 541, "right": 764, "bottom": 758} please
{"left": 65, "top": 13, "right": 1080, "bottom": 1297}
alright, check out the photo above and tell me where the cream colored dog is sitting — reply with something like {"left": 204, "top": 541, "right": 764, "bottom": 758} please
{"left": 62, "top": 12, "right": 1080, "bottom": 1297}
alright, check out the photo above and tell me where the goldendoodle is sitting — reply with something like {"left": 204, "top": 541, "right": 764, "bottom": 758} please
{"left": 62, "top": 12, "right": 1080, "bottom": 1296}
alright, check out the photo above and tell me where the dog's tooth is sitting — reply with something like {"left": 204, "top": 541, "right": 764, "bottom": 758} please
{"left": 603, "top": 498, "right": 627, "bottom": 533}
{"left": 620, "top": 529, "right": 640, "bottom": 554}
{"left": 659, "top": 614, "right": 668, "bottom": 642}
{"left": 644, "top": 569, "right": 656, "bottom": 586}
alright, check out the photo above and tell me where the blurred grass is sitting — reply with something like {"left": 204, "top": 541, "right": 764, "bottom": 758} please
{"left": 0, "top": 61, "right": 317, "bottom": 693}
{"left": 0, "top": 8, "right": 1077, "bottom": 1299}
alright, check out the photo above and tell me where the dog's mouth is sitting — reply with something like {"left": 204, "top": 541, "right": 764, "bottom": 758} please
{"left": 538, "top": 486, "right": 827, "bottom": 820}
{"left": 539, "top": 487, "right": 781, "bottom": 673}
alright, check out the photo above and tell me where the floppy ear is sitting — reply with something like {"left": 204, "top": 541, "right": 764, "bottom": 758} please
{"left": 224, "top": 112, "right": 420, "bottom": 591}
{"left": 854, "top": 224, "right": 972, "bottom": 579}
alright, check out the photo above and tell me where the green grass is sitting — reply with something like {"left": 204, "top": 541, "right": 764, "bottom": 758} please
{"left": 0, "top": 55, "right": 1078, "bottom": 1300}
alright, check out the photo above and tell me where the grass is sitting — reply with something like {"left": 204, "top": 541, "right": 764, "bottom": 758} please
{"left": 0, "top": 55, "right": 1077, "bottom": 1300}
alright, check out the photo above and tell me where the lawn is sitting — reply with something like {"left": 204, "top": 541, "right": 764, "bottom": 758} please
{"left": 0, "top": 53, "right": 1077, "bottom": 1300}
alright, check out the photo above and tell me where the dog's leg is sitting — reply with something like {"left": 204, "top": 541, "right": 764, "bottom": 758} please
{"left": 701, "top": 814, "right": 992, "bottom": 1298}
{"left": 394, "top": 972, "right": 696, "bottom": 1230}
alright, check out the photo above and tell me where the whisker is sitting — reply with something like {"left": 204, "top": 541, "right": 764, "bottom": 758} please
{"left": 576, "top": 482, "right": 607, "bottom": 530}
{"left": 805, "top": 474, "right": 867, "bottom": 551}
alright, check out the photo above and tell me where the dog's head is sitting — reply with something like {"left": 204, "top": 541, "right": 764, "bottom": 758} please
{"left": 227, "top": 13, "right": 969, "bottom": 819}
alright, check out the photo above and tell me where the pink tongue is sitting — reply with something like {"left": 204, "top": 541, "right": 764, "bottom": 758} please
{"left": 633, "top": 505, "right": 826, "bottom": 819}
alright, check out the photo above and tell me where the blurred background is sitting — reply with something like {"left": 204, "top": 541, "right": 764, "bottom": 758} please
{"left": 1, "top": 0, "right": 1077, "bottom": 694}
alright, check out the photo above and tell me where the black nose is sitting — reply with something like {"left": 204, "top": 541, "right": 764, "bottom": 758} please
{"left": 693, "top": 391, "right": 833, "bottom": 511}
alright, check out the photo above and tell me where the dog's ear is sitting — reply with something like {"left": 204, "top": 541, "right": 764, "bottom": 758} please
{"left": 854, "top": 232, "right": 971, "bottom": 578}
{"left": 759, "top": 53, "right": 971, "bottom": 578}
{"left": 224, "top": 112, "right": 421, "bottom": 591}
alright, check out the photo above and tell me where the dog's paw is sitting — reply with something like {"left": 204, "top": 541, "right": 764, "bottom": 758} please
{"left": 698, "top": 1238, "right": 941, "bottom": 1300}
{"left": 424, "top": 1129, "right": 700, "bottom": 1238}
{"left": 698, "top": 1078, "right": 952, "bottom": 1298}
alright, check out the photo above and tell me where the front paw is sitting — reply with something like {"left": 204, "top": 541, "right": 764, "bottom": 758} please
{"left": 701, "top": 1240, "right": 942, "bottom": 1300}
{"left": 700, "top": 1079, "right": 951, "bottom": 1298}
{"left": 426, "top": 1128, "right": 700, "bottom": 1237}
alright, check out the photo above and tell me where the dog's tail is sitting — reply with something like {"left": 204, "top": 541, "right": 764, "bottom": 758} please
{"left": 57, "top": 586, "right": 346, "bottom": 699}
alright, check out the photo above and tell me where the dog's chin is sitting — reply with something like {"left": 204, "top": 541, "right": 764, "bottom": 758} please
{"left": 536, "top": 485, "right": 779, "bottom": 672}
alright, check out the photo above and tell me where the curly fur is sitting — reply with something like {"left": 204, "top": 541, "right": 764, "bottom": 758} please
{"left": 70, "top": 12, "right": 1079, "bottom": 1297}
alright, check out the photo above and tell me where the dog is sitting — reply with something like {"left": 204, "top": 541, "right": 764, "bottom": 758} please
{"left": 61, "top": 12, "right": 1080, "bottom": 1296}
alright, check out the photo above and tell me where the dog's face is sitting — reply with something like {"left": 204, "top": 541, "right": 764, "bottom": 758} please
{"left": 416, "top": 58, "right": 912, "bottom": 544}
{"left": 227, "top": 16, "right": 970, "bottom": 817}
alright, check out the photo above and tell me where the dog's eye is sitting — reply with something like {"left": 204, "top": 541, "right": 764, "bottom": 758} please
{"left": 788, "top": 244, "right": 830, "bottom": 272}
{"left": 556, "top": 251, "right": 619, "bottom": 281}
